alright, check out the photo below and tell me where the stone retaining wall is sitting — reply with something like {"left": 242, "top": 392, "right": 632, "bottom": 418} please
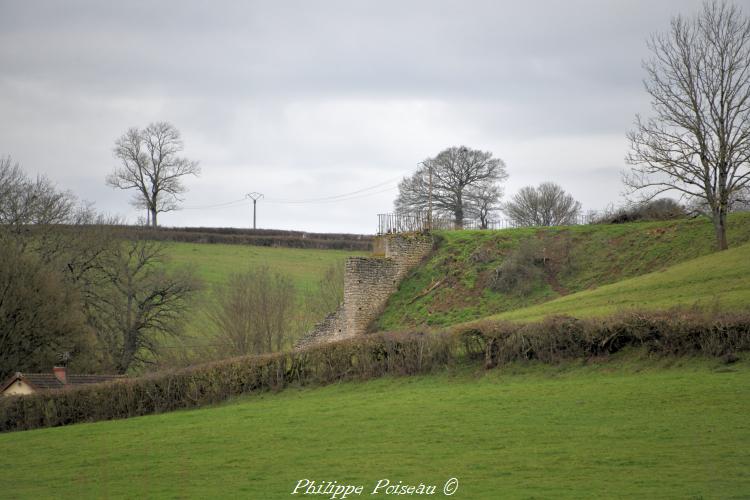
{"left": 295, "top": 233, "right": 433, "bottom": 348}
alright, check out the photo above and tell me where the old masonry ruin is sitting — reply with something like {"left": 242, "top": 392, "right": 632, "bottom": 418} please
{"left": 295, "top": 233, "right": 434, "bottom": 349}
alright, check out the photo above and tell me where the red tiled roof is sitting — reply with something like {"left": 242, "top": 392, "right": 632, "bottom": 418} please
{"left": 1, "top": 372, "right": 124, "bottom": 393}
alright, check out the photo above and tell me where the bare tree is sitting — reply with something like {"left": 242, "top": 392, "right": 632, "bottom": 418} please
{"left": 466, "top": 182, "right": 503, "bottom": 229}
{"left": 0, "top": 156, "right": 78, "bottom": 252}
{"left": 209, "top": 266, "right": 296, "bottom": 356}
{"left": 504, "top": 182, "right": 581, "bottom": 227}
{"left": 395, "top": 146, "right": 508, "bottom": 228}
{"left": 88, "top": 237, "right": 200, "bottom": 373}
{"left": 626, "top": 1, "right": 750, "bottom": 250}
{"left": 106, "top": 122, "right": 200, "bottom": 228}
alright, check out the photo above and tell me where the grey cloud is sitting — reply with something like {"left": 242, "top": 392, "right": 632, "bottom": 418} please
{"left": 0, "top": 0, "right": 711, "bottom": 232}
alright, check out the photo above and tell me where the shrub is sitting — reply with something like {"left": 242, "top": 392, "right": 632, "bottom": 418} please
{"left": 596, "top": 199, "right": 687, "bottom": 224}
{"left": 489, "top": 239, "right": 543, "bottom": 295}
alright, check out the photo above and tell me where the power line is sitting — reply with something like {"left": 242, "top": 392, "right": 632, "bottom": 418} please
{"left": 266, "top": 185, "right": 398, "bottom": 205}
{"left": 178, "top": 175, "right": 403, "bottom": 210}
{"left": 181, "top": 198, "right": 249, "bottom": 210}
{"left": 264, "top": 176, "right": 402, "bottom": 204}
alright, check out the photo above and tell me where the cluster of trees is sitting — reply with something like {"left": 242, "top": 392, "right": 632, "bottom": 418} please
{"left": 397, "top": 2, "right": 750, "bottom": 251}
{"left": 395, "top": 146, "right": 507, "bottom": 229}
{"left": 0, "top": 156, "right": 200, "bottom": 378}
{"left": 395, "top": 146, "right": 582, "bottom": 228}
{"left": 1, "top": 121, "right": 346, "bottom": 377}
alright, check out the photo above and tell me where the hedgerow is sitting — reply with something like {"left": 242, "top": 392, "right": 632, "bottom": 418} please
{"left": 1, "top": 309, "right": 747, "bottom": 433}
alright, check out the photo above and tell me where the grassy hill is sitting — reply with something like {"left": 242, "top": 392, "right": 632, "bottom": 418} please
{"left": 376, "top": 212, "right": 750, "bottom": 330}
{"left": 485, "top": 239, "right": 750, "bottom": 323}
{"left": 1, "top": 355, "right": 747, "bottom": 498}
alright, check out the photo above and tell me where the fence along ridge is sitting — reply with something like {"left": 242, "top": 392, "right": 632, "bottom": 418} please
{"left": 377, "top": 211, "right": 597, "bottom": 234}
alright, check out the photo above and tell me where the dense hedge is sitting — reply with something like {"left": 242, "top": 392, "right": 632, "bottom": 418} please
{"left": 1, "top": 309, "right": 748, "bottom": 433}
{"left": 129, "top": 226, "right": 373, "bottom": 251}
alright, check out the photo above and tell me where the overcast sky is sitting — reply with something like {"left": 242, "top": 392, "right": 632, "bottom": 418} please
{"left": 0, "top": 0, "right": 707, "bottom": 234}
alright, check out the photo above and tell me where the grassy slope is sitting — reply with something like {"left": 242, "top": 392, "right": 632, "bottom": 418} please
{"left": 377, "top": 213, "right": 750, "bottom": 330}
{"left": 161, "top": 242, "right": 364, "bottom": 341}
{"left": 488, "top": 240, "right": 750, "bottom": 323}
{"left": 1, "top": 356, "right": 748, "bottom": 499}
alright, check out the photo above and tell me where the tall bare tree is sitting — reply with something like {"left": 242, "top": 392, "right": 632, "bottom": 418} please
{"left": 107, "top": 122, "right": 200, "bottom": 228}
{"left": 395, "top": 146, "right": 508, "bottom": 228}
{"left": 88, "top": 237, "right": 200, "bottom": 373}
{"left": 504, "top": 182, "right": 581, "bottom": 227}
{"left": 626, "top": 1, "right": 750, "bottom": 250}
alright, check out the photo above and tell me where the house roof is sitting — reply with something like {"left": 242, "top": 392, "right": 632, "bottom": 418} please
{"left": 1, "top": 372, "right": 124, "bottom": 394}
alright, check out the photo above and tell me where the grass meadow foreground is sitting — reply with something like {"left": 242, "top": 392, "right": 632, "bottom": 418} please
{"left": 1, "top": 355, "right": 748, "bottom": 499}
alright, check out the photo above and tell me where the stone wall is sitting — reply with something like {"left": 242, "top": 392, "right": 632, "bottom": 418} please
{"left": 295, "top": 233, "right": 433, "bottom": 348}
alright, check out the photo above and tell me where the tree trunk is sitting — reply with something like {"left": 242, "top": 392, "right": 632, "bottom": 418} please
{"left": 713, "top": 207, "right": 729, "bottom": 251}
{"left": 454, "top": 192, "right": 463, "bottom": 229}
{"left": 150, "top": 207, "right": 158, "bottom": 228}
{"left": 118, "top": 330, "right": 137, "bottom": 374}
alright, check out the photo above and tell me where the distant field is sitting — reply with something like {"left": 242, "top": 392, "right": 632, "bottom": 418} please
{"left": 1, "top": 355, "right": 748, "bottom": 498}
{"left": 163, "top": 241, "right": 362, "bottom": 292}
{"left": 160, "top": 242, "right": 365, "bottom": 343}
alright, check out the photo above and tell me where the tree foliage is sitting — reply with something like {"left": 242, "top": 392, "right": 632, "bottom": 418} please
{"left": 626, "top": 0, "right": 750, "bottom": 250}
{"left": 504, "top": 182, "right": 581, "bottom": 227}
{"left": 0, "top": 247, "right": 93, "bottom": 380}
{"left": 0, "top": 157, "right": 99, "bottom": 378}
{"left": 106, "top": 122, "right": 200, "bottom": 228}
{"left": 395, "top": 146, "right": 508, "bottom": 228}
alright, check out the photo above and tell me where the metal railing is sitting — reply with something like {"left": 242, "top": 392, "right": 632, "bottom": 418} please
{"left": 377, "top": 212, "right": 600, "bottom": 235}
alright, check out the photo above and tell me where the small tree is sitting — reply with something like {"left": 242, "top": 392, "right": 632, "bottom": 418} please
{"left": 504, "top": 182, "right": 581, "bottom": 227}
{"left": 466, "top": 182, "right": 503, "bottom": 229}
{"left": 395, "top": 146, "right": 508, "bottom": 228}
{"left": 626, "top": 1, "right": 750, "bottom": 250}
{"left": 107, "top": 122, "right": 200, "bottom": 228}
{"left": 209, "top": 266, "right": 296, "bottom": 356}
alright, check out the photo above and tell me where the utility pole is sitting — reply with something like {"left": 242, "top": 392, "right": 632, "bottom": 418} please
{"left": 246, "top": 192, "right": 264, "bottom": 229}
{"left": 427, "top": 161, "right": 433, "bottom": 231}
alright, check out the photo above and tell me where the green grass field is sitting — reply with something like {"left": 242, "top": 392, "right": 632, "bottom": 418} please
{"left": 376, "top": 212, "right": 750, "bottom": 330}
{"left": 163, "top": 242, "right": 362, "bottom": 293}
{"left": 160, "top": 242, "right": 364, "bottom": 343}
{"left": 1, "top": 355, "right": 748, "bottom": 498}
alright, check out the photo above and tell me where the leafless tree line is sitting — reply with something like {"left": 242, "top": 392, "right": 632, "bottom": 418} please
{"left": 0, "top": 156, "right": 200, "bottom": 377}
